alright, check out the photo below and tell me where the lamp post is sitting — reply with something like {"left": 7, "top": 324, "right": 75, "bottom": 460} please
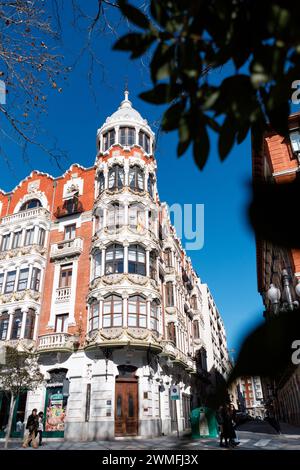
{"left": 266, "top": 270, "right": 300, "bottom": 316}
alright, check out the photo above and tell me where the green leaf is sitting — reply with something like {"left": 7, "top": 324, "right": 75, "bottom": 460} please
{"left": 150, "top": 0, "right": 169, "bottom": 27}
{"left": 150, "top": 42, "right": 175, "bottom": 83}
{"left": 193, "top": 124, "right": 209, "bottom": 170}
{"left": 161, "top": 100, "right": 185, "bottom": 131}
{"left": 139, "top": 84, "right": 178, "bottom": 104}
{"left": 113, "top": 33, "right": 154, "bottom": 58}
{"left": 218, "top": 116, "right": 236, "bottom": 160}
{"left": 118, "top": 1, "right": 150, "bottom": 29}
{"left": 229, "top": 310, "right": 300, "bottom": 383}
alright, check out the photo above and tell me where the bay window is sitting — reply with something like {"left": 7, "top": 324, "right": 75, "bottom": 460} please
{"left": 98, "top": 172, "right": 105, "bottom": 194}
{"left": 129, "top": 165, "right": 144, "bottom": 192}
{"left": 11, "top": 309, "right": 22, "bottom": 339}
{"left": 151, "top": 300, "right": 159, "bottom": 332}
{"left": 103, "top": 294, "right": 122, "bottom": 327}
{"left": 17, "top": 268, "right": 29, "bottom": 291}
{"left": 93, "top": 250, "right": 102, "bottom": 279}
{"left": 107, "top": 203, "right": 124, "bottom": 228}
{"left": 0, "top": 312, "right": 9, "bottom": 340}
{"left": 24, "top": 228, "right": 34, "bottom": 246}
{"left": 128, "top": 204, "right": 145, "bottom": 229}
{"left": 108, "top": 165, "right": 124, "bottom": 190}
{"left": 164, "top": 248, "right": 173, "bottom": 267}
{"left": 12, "top": 231, "right": 22, "bottom": 249}
{"left": 4, "top": 270, "right": 16, "bottom": 293}
{"left": 138, "top": 130, "right": 150, "bottom": 153}
{"left": 24, "top": 308, "right": 35, "bottom": 339}
{"left": 119, "top": 126, "right": 135, "bottom": 146}
{"left": 105, "top": 244, "right": 124, "bottom": 274}
{"left": 128, "top": 295, "right": 147, "bottom": 328}
{"left": 128, "top": 244, "right": 146, "bottom": 275}
{"left": 89, "top": 302, "right": 100, "bottom": 332}
{"left": 1, "top": 234, "right": 10, "bottom": 252}
{"left": 103, "top": 128, "right": 115, "bottom": 151}
{"left": 30, "top": 267, "right": 41, "bottom": 291}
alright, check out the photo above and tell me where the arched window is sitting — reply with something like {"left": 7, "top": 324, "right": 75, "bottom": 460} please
{"left": 165, "top": 282, "right": 174, "bottom": 307}
{"left": 107, "top": 202, "right": 124, "bottom": 228}
{"left": 93, "top": 250, "right": 102, "bottom": 279}
{"left": 147, "top": 173, "right": 154, "bottom": 197}
{"left": 108, "top": 165, "right": 124, "bottom": 190}
{"left": 138, "top": 130, "right": 150, "bottom": 153}
{"left": 128, "top": 295, "right": 147, "bottom": 328}
{"left": 128, "top": 244, "right": 146, "bottom": 275}
{"left": 20, "top": 199, "right": 41, "bottom": 211}
{"left": 151, "top": 300, "right": 159, "bottom": 332}
{"left": 105, "top": 244, "right": 124, "bottom": 275}
{"left": 103, "top": 128, "right": 115, "bottom": 151}
{"left": 11, "top": 309, "right": 22, "bottom": 340}
{"left": 128, "top": 203, "right": 145, "bottom": 230}
{"left": 98, "top": 172, "right": 105, "bottom": 194}
{"left": 103, "top": 294, "right": 122, "bottom": 327}
{"left": 150, "top": 251, "right": 157, "bottom": 280}
{"left": 167, "top": 322, "right": 176, "bottom": 345}
{"left": 129, "top": 165, "right": 144, "bottom": 192}
{"left": 0, "top": 311, "right": 9, "bottom": 341}
{"left": 193, "top": 320, "right": 200, "bottom": 340}
{"left": 24, "top": 308, "right": 35, "bottom": 339}
{"left": 89, "top": 302, "right": 100, "bottom": 332}
{"left": 164, "top": 248, "right": 173, "bottom": 267}
{"left": 119, "top": 127, "right": 135, "bottom": 146}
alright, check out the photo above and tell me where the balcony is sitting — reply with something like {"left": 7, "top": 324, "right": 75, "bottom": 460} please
{"left": 50, "top": 237, "right": 83, "bottom": 260}
{"left": 55, "top": 287, "right": 71, "bottom": 303}
{"left": 38, "top": 333, "right": 75, "bottom": 352}
{"left": 0, "top": 207, "right": 50, "bottom": 226}
{"left": 160, "top": 340, "right": 177, "bottom": 359}
{"left": 54, "top": 199, "right": 83, "bottom": 218}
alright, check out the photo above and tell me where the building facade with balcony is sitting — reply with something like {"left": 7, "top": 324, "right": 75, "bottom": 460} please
{"left": 0, "top": 91, "right": 229, "bottom": 441}
{"left": 252, "top": 112, "right": 300, "bottom": 426}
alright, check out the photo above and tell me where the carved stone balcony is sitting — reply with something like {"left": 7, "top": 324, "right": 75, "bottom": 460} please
{"left": 50, "top": 237, "right": 83, "bottom": 260}
{"left": 85, "top": 326, "right": 162, "bottom": 353}
{"left": 0, "top": 207, "right": 50, "bottom": 226}
{"left": 160, "top": 340, "right": 177, "bottom": 360}
{"left": 55, "top": 287, "right": 71, "bottom": 303}
{"left": 38, "top": 333, "right": 75, "bottom": 352}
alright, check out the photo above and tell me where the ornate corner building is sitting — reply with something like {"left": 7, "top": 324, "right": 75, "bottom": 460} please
{"left": 252, "top": 112, "right": 300, "bottom": 426}
{"left": 0, "top": 92, "right": 229, "bottom": 440}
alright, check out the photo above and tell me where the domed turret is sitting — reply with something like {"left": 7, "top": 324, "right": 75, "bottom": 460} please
{"left": 97, "top": 90, "right": 155, "bottom": 155}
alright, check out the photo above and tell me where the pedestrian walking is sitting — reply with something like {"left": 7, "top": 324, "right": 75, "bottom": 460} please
{"left": 216, "top": 405, "right": 225, "bottom": 447}
{"left": 37, "top": 412, "right": 44, "bottom": 446}
{"left": 22, "top": 409, "right": 39, "bottom": 448}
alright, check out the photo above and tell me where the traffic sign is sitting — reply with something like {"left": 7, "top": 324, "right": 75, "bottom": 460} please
{"left": 170, "top": 385, "right": 180, "bottom": 400}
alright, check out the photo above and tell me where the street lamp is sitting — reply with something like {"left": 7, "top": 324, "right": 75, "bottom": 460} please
{"left": 266, "top": 270, "right": 300, "bottom": 316}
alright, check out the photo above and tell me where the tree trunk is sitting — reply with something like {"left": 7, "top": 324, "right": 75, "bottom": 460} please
{"left": 4, "top": 394, "right": 16, "bottom": 449}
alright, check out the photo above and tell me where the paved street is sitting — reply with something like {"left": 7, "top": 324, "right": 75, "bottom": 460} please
{"left": 1, "top": 421, "right": 300, "bottom": 451}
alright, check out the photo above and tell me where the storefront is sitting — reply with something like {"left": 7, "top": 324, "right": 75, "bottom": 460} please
{"left": 43, "top": 368, "right": 69, "bottom": 438}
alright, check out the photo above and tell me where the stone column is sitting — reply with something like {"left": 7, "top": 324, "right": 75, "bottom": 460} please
{"left": 147, "top": 299, "right": 151, "bottom": 330}
{"left": 33, "top": 311, "right": 39, "bottom": 341}
{"left": 20, "top": 307, "right": 28, "bottom": 339}
{"left": 27, "top": 263, "right": 34, "bottom": 290}
{"left": 7, "top": 309, "right": 14, "bottom": 340}
{"left": 101, "top": 248, "right": 106, "bottom": 276}
{"left": 146, "top": 248, "right": 151, "bottom": 277}
{"left": 124, "top": 242, "right": 129, "bottom": 274}
{"left": 123, "top": 293, "right": 128, "bottom": 328}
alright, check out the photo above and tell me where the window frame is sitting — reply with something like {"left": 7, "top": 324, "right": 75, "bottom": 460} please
{"left": 129, "top": 165, "right": 144, "bottom": 192}
{"left": 55, "top": 313, "right": 69, "bottom": 333}
{"left": 24, "top": 227, "right": 35, "bottom": 246}
{"left": 12, "top": 230, "right": 22, "bottom": 249}
{"left": 128, "top": 244, "right": 146, "bottom": 276}
{"left": 108, "top": 165, "right": 124, "bottom": 190}
{"left": 1, "top": 233, "right": 11, "bottom": 252}
{"left": 59, "top": 265, "right": 73, "bottom": 288}
{"left": 165, "top": 281, "right": 174, "bottom": 307}
{"left": 150, "top": 300, "right": 159, "bottom": 332}
{"left": 127, "top": 295, "right": 147, "bottom": 328}
{"left": 105, "top": 244, "right": 124, "bottom": 275}
{"left": 89, "top": 302, "right": 100, "bottom": 332}
{"left": 167, "top": 322, "right": 176, "bottom": 345}
{"left": 30, "top": 267, "right": 41, "bottom": 291}
{"left": 119, "top": 126, "right": 135, "bottom": 146}
{"left": 138, "top": 130, "right": 150, "bottom": 153}
{"left": 93, "top": 250, "right": 102, "bottom": 279}
{"left": 103, "top": 128, "right": 116, "bottom": 151}
{"left": 0, "top": 312, "right": 9, "bottom": 341}
{"left": 11, "top": 309, "right": 23, "bottom": 340}
{"left": 103, "top": 294, "right": 123, "bottom": 328}
{"left": 24, "top": 308, "right": 35, "bottom": 339}
{"left": 4, "top": 270, "right": 16, "bottom": 294}
{"left": 17, "top": 268, "right": 29, "bottom": 291}
{"left": 37, "top": 227, "right": 46, "bottom": 246}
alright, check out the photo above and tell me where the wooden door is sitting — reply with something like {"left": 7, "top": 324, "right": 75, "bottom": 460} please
{"left": 115, "top": 380, "right": 138, "bottom": 436}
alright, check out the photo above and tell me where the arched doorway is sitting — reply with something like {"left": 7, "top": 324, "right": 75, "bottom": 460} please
{"left": 115, "top": 365, "right": 138, "bottom": 436}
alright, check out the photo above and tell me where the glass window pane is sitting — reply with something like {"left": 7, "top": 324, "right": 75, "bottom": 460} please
{"left": 114, "top": 314, "right": 122, "bottom": 326}
{"left": 103, "top": 316, "right": 111, "bottom": 327}
{"left": 128, "top": 314, "right": 137, "bottom": 327}
{"left": 139, "top": 316, "right": 147, "bottom": 328}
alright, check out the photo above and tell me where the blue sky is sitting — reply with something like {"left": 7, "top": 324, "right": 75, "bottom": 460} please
{"left": 0, "top": 3, "right": 263, "bottom": 353}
